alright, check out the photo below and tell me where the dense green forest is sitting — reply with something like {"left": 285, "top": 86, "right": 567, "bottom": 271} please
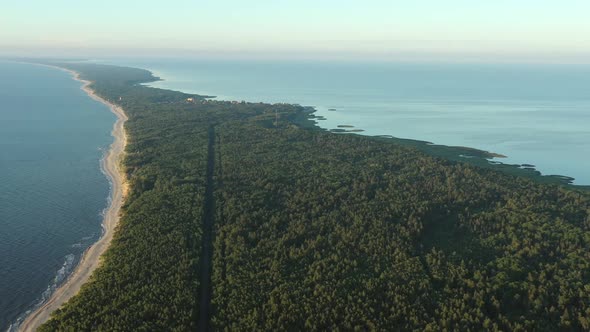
{"left": 38, "top": 62, "right": 590, "bottom": 331}
{"left": 212, "top": 120, "right": 590, "bottom": 331}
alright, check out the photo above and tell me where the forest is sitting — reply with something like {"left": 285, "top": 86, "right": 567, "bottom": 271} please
{"left": 38, "top": 62, "right": 590, "bottom": 331}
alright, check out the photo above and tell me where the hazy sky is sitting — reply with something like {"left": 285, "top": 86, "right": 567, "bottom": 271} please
{"left": 2, "top": 0, "right": 590, "bottom": 62}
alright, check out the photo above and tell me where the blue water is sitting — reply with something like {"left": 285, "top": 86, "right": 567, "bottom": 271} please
{"left": 0, "top": 61, "right": 115, "bottom": 330}
{"left": 107, "top": 58, "right": 590, "bottom": 185}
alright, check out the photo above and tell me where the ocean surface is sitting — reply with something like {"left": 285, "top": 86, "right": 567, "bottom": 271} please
{"left": 108, "top": 58, "right": 590, "bottom": 185}
{"left": 0, "top": 61, "right": 114, "bottom": 330}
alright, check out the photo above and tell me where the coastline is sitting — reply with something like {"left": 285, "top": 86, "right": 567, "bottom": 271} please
{"left": 18, "top": 68, "right": 128, "bottom": 332}
{"left": 6, "top": 60, "right": 587, "bottom": 330}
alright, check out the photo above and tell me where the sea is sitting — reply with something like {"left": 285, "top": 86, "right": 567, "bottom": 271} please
{"left": 0, "top": 61, "right": 115, "bottom": 331}
{"left": 107, "top": 57, "right": 590, "bottom": 185}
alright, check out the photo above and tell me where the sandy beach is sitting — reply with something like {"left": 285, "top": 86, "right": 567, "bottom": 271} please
{"left": 18, "top": 68, "right": 128, "bottom": 332}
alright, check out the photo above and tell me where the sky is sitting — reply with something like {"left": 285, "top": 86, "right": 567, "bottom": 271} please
{"left": 1, "top": 0, "right": 590, "bottom": 62}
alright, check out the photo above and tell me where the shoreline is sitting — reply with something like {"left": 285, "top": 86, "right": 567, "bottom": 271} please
{"left": 17, "top": 67, "right": 128, "bottom": 332}
{"left": 142, "top": 68, "right": 584, "bottom": 187}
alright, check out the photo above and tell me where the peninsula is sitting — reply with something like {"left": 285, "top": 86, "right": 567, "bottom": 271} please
{"left": 16, "top": 62, "right": 590, "bottom": 331}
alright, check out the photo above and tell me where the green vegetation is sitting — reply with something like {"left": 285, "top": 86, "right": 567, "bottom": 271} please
{"left": 212, "top": 120, "right": 590, "bottom": 331}
{"left": 38, "top": 62, "right": 590, "bottom": 331}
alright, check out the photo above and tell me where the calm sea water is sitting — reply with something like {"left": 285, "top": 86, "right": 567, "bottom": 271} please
{"left": 108, "top": 58, "right": 590, "bottom": 185}
{"left": 0, "top": 61, "right": 114, "bottom": 330}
